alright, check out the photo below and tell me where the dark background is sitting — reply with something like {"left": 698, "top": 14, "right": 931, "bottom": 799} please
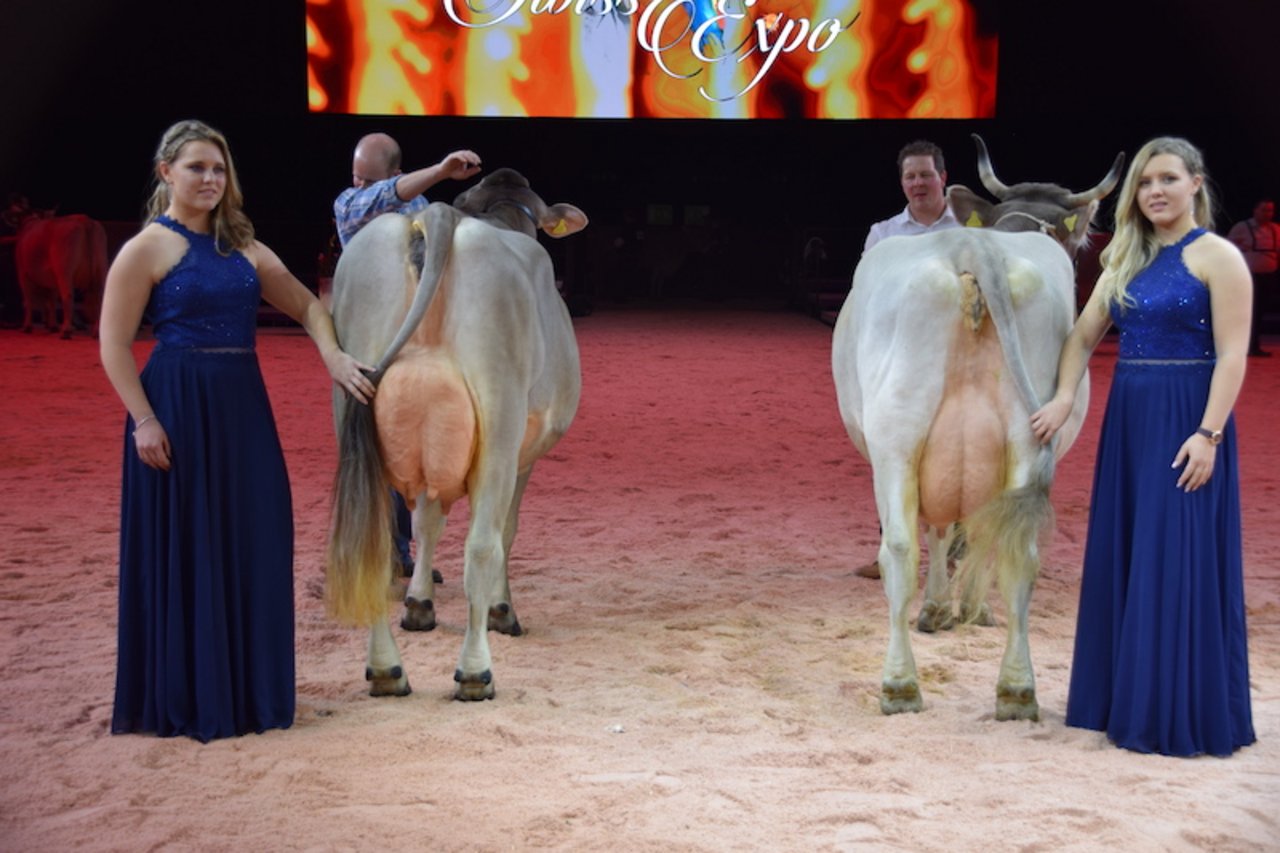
{"left": 2, "top": 0, "right": 1277, "bottom": 304}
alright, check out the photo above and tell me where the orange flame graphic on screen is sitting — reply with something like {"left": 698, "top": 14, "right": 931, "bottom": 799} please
{"left": 306, "top": 0, "right": 996, "bottom": 119}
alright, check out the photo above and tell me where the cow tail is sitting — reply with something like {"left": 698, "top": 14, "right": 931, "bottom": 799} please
{"left": 326, "top": 204, "right": 462, "bottom": 624}
{"left": 954, "top": 449, "right": 1055, "bottom": 622}
{"left": 953, "top": 242, "right": 1056, "bottom": 620}
{"left": 326, "top": 393, "right": 394, "bottom": 626}
{"left": 368, "top": 202, "right": 460, "bottom": 381}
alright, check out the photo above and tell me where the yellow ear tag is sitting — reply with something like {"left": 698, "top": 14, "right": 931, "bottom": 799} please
{"left": 1064, "top": 214, "right": 1078, "bottom": 233}
{"left": 965, "top": 211, "right": 984, "bottom": 227}
{"left": 552, "top": 219, "right": 568, "bottom": 236}
{"left": 412, "top": 219, "right": 426, "bottom": 236}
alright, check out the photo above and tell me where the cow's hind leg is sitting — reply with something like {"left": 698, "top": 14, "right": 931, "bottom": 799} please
{"left": 962, "top": 461, "right": 1053, "bottom": 721}
{"left": 487, "top": 466, "right": 533, "bottom": 636}
{"left": 402, "top": 497, "right": 446, "bottom": 632}
{"left": 19, "top": 284, "right": 34, "bottom": 334}
{"left": 366, "top": 620, "right": 411, "bottom": 697}
{"left": 917, "top": 525, "right": 956, "bottom": 633}
{"left": 58, "top": 286, "right": 75, "bottom": 339}
{"left": 877, "top": 478, "right": 923, "bottom": 714}
{"left": 454, "top": 447, "right": 521, "bottom": 701}
{"left": 994, "top": 541, "right": 1039, "bottom": 721}
{"left": 956, "top": 522, "right": 996, "bottom": 626}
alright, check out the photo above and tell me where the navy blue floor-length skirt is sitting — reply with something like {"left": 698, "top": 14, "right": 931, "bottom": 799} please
{"left": 1065, "top": 360, "right": 1254, "bottom": 756}
{"left": 111, "top": 348, "right": 295, "bottom": 742}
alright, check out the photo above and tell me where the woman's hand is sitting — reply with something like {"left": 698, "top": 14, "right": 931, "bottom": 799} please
{"left": 1030, "top": 396, "right": 1074, "bottom": 445}
{"left": 325, "top": 349, "right": 376, "bottom": 405}
{"left": 133, "top": 418, "right": 171, "bottom": 471}
{"left": 1173, "top": 433, "right": 1217, "bottom": 492}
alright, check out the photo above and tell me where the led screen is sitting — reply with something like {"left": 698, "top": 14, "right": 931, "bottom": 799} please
{"left": 307, "top": 0, "right": 997, "bottom": 119}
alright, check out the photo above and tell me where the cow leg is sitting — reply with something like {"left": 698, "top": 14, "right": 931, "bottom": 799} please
{"left": 917, "top": 525, "right": 955, "bottom": 633}
{"left": 58, "top": 285, "right": 74, "bottom": 339}
{"left": 42, "top": 291, "right": 58, "bottom": 333}
{"left": 402, "top": 497, "right": 445, "bottom": 632}
{"left": 487, "top": 466, "right": 532, "bottom": 636}
{"left": 955, "top": 520, "right": 995, "bottom": 626}
{"left": 365, "top": 620, "right": 410, "bottom": 697}
{"left": 453, "top": 450, "right": 519, "bottom": 701}
{"left": 876, "top": 476, "right": 923, "bottom": 714}
{"left": 995, "top": 542, "right": 1039, "bottom": 721}
{"left": 19, "top": 284, "right": 33, "bottom": 334}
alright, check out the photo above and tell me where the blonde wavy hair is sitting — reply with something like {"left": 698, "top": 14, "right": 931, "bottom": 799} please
{"left": 145, "top": 119, "right": 255, "bottom": 253}
{"left": 1095, "top": 136, "right": 1215, "bottom": 313}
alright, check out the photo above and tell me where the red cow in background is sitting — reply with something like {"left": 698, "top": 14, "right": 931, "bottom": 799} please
{"left": 15, "top": 214, "right": 107, "bottom": 339}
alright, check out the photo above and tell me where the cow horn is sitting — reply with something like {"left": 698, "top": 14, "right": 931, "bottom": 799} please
{"left": 972, "top": 134, "right": 1012, "bottom": 200}
{"left": 1062, "top": 152, "right": 1127, "bottom": 207}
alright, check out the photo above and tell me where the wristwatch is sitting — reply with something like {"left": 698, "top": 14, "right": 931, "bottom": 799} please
{"left": 1196, "top": 426, "right": 1223, "bottom": 445}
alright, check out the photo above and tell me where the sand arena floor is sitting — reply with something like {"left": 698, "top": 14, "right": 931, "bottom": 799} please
{"left": 1, "top": 308, "right": 1277, "bottom": 852}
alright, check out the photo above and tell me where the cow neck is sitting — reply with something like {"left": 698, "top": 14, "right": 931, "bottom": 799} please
{"left": 993, "top": 210, "right": 1056, "bottom": 235}
{"left": 485, "top": 199, "right": 538, "bottom": 232}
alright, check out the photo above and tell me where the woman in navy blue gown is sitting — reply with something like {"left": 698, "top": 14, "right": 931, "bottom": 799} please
{"left": 100, "top": 120, "right": 377, "bottom": 742}
{"left": 1031, "top": 137, "right": 1255, "bottom": 757}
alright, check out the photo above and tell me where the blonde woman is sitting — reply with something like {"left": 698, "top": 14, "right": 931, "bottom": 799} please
{"left": 101, "top": 120, "right": 374, "bottom": 741}
{"left": 1031, "top": 137, "right": 1254, "bottom": 756}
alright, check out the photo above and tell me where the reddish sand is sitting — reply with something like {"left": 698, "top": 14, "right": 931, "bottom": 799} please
{"left": 1, "top": 309, "right": 1276, "bottom": 852}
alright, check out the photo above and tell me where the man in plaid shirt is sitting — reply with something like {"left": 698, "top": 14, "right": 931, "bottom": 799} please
{"left": 334, "top": 133, "right": 481, "bottom": 247}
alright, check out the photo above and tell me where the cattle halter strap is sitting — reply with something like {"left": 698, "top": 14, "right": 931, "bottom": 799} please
{"left": 486, "top": 199, "right": 538, "bottom": 228}
{"left": 994, "top": 210, "right": 1057, "bottom": 235}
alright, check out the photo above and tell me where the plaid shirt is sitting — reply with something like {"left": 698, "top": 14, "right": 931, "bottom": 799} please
{"left": 333, "top": 178, "right": 429, "bottom": 247}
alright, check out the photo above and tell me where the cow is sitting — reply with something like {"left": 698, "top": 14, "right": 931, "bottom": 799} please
{"left": 831, "top": 136, "right": 1124, "bottom": 720}
{"left": 15, "top": 214, "right": 108, "bottom": 339}
{"left": 326, "top": 168, "right": 587, "bottom": 700}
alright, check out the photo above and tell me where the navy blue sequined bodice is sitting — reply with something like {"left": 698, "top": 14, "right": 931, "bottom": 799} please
{"left": 1112, "top": 228, "right": 1215, "bottom": 360}
{"left": 147, "top": 215, "right": 260, "bottom": 349}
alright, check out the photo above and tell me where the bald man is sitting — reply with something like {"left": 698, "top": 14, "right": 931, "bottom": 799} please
{"left": 333, "top": 133, "right": 481, "bottom": 247}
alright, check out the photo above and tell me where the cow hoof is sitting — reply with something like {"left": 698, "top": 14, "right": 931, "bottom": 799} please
{"left": 488, "top": 602, "right": 523, "bottom": 636}
{"left": 916, "top": 600, "right": 955, "bottom": 633}
{"left": 960, "top": 601, "right": 996, "bottom": 627}
{"left": 365, "top": 665, "right": 411, "bottom": 697}
{"left": 453, "top": 669, "right": 495, "bottom": 701}
{"left": 880, "top": 680, "right": 923, "bottom": 715}
{"left": 996, "top": 685, "right": 1039, "bottom": 721}
{"left": 401, "top": 596, "right": 437, "bottom": 632}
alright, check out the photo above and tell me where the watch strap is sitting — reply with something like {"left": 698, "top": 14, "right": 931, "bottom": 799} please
{"left": 1196, "top": 427, "right": 1223, "bottom": 445}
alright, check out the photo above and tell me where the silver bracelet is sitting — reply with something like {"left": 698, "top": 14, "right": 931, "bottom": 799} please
{"left": 133, "top": 414, "right": 156, "bottom": 435}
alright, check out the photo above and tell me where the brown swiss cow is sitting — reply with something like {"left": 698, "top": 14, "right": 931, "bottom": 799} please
{"left": 327, "top": 168, "right": 587, "bottom": 700}
{"left": 15, "top": 214, "right": 108, "bottom": 339}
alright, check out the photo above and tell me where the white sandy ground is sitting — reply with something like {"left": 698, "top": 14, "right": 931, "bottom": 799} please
{"left": 0, "top": 307, "right": 1277, "bottom": 852}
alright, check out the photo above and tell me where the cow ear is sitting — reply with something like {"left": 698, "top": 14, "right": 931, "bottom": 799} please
{"left": 540, "top": 203, "right": 588, "bottom": 238}
{"left": 947, "top": 185, "right": 994, "bottom": 228}
{"left": 1059, "top": 200, "right": 1098, "bottom": 250}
